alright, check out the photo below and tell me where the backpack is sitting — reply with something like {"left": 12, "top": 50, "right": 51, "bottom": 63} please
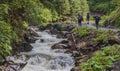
{"left": 87, "top": 13, "right": 90, "bottom": 19}
{"left": 78, "top": 14, "right": 83, "bottom": 20}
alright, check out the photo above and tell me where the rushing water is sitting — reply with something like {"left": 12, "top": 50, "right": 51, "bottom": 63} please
{"left": 7, "top": 29, "right": 74, "bottom": 71}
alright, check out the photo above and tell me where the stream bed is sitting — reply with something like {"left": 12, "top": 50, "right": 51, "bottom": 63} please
{"left": 6, "top": 29, "right": 75, "bottom": 71}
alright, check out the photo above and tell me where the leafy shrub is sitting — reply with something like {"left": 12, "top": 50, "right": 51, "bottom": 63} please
{"left": 81, "top": 45, "right": 120, "bottom": 71}
{"left": 92, "top": 30, "right": 109, "bottom": 42}
{"left": 0, "top": 21, "right": 12, "bottom": 59}
{"left": 0, "top": 4, "right": 12, "bottom": 59}
{"left": 72, "top": 26, "right": 95, "bottom": 37}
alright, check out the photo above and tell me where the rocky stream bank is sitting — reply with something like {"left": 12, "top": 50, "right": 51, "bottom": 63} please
{"left": 41, "top": 24, "right": 120, "bottom": 71}
{"left": 0, "top": 24, "right": 120, "bottom": 71}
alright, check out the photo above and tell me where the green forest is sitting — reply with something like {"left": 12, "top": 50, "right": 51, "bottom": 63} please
{"left": 0, "top": 0, "right": 120, "bottom": 71}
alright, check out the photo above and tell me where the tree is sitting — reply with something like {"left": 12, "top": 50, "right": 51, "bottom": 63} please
{"left": 54, "top": 0, "right": 70, "bottom": 15}
{"left": 69, "top": 0, "right": 89, "bottom": 19}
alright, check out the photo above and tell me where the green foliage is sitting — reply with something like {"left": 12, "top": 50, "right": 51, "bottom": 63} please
{"left": 69, "top": 0, "right": 89, "bottom": 20}
{"left": 0, "top": 4, "right": 9, "bottom": 20}
{"left": 72, "top": 26, "right": 95, "bottom": 37}
{"left": 0, "top": 0, "right": 28, "bottom": 59}
{"left": 72, "top": 26, "right": 111, "bottom": 42}
{"left": 81, "top": 45, "right": 120, "bottom": 71}
{"left": 87, "top": 0, "right": 116, "bottom": 14}
{"left": 92, "top": 30, "right": 109, "bottom": 42}
{"left": 51, "top": 10, "right": 59, "bottom": 21}
{"left": 19, "top": 0, "right": 89, "bottom": 25}
{"left": 54, "top": 0, "right": 70, "bottom": 15}
{"left": 39, "top": 0, "right": 59, "bottom": 22}
{"left": 100, "top": 0, "right": 120, "bottom": 28}
{"left": 0, "top": 21, "right": 12, "bottom": 57}
{"left": 0, "top": 4, "right": 12, "bottom": 59}
{"left": 87, "top": 0, "right": 120, "bottom": 28}
{"left": 0, "top": 0, "right": 89, "bottom": 61}
{"left": 108, "top": 8, "right": 120, "bottom": 28}
{"left": 23, "top": 0, "right": 60, "bottom": 26}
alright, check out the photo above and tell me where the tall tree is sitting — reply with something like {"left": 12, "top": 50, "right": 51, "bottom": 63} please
{"left": 69, "top": 0, "right": 89, "bottom": 18}
{"left": 54, "top": 0, "right": 70, "bottom": 15}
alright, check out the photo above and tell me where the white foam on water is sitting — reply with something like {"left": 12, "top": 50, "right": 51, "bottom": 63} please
{"left": 6, "top": 29, "right": 74, "bottom": 71}
{"left": 21, "top": 30, "right": 74, "bottom": 71}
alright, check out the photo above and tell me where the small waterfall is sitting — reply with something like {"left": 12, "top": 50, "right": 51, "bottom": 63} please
{"left": 7, "top": 29, "right": 74, "bottom": 71}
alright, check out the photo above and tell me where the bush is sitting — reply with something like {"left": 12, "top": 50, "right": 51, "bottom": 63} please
{"left": 81, "top": 45, "right": 120, "bottom": 71}
{"left": 0, "top": 21, "right": 12, "bottom": 59}
{"left": 72, "top": 26, "right": 95, "bottom": 37}
{"left": 92, "top": 30, "right": 109, "bottom": 42}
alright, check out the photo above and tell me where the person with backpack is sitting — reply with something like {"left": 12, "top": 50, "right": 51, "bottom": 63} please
{"left": 94, "top": 14, "right": 101, "bottom": 29}
{"left": 86, "top": 12, "right": 90, "bottom": 24}
{"left": 78, "top": 13, "right": 83, "bottom": 26}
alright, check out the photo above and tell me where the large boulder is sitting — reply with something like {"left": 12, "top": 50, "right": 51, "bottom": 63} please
{"left": 111, "top": 61, "right": 120, "bottom": 71}
{"left": 23, "top": 42, "right": 33, "bottom": 52}
{"left": 24, "top": 34, "right": 37, "bottom": 43}
{"left": 108, "top": 36, "right": 120, "bottom": 45}
{"left": 40, "top": 39, "right": 45, "bottom": 43}
{"left": 64, "top": 49, "right": 73, "bottom": 54}
{"left": 57, "top": 33, "right": 64, "bottom": 38}
{"left": 28, "top": 28, "right": 39, "bottom": 37}
{"left": 107, "top": 61, "right": 120, "bottom": 71}
{"left": 71, "top": 67, "right": 81, "bottom": 71}
{"left": 76, "top": 42, "right": 87, "bottom": 50}
{"left": 17, "top": 42, "right": 33, "bottom": 52}
{"left": 60, "top": 40, "right": 69, "bottom": 44}
{"left": 54, "top": 24, "right": 63, "bottom": 31}
{"left": 50, "top": 29, "right": 59, "bottom": 34}
{"left": 51, "top": 43, "right": 67, "bottom": 49}
{"left": 72, "top": 51, "right": 80, "bottom": 57}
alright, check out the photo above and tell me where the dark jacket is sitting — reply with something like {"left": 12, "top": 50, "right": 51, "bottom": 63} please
{"left": 86, "top": 13, "right": 90, "bottom": 19}
{"left": 94, "top": 16, "right": 101, "bottom": 22}
{"left": 78, "top": 14, "right": 83, "bottom": 21}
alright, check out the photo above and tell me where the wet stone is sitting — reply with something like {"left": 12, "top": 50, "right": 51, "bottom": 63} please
{"left": 40, "top": 39, "right": 44, "bottom": 43}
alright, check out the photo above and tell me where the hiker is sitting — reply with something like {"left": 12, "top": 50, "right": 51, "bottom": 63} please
{"left": 94, "top": 14, "right": 101, "bottom": 29}
{"left": 78, "top": 13, "right": 83, "bottom": 26}
{"left": 86, "top": 12, "right": 90, "bottom": 24}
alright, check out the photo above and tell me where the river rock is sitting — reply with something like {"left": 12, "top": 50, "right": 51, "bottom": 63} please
{"left": 76, "top": 42, "right": 87, "bottom": 50}
{"left": 117, "top": 31, "right": 120, "bottom": 38}
{"left": 108, "top": 36, "right": 120, "bottom": 45}
{"left": 54, "top": 24, "right": 63, "bottom": 31}
{"left": 24, "top": 34, "right": 37, "bottom": 43}
{"left": 57, "top": 33, "right": 64, "bottom": 38}
{"left": 64, "top": 49, "right": 73, "bottom": 54}
{"left": 50, "top": 29, "right": 59, "bottom": 34}
{"left": 106, "top": 61, "right": 120, "bottom": 71}
{"left": 111, "top": 61, "right": 120, "bottom": 71}
{"left": 57, "top": 31, "right": 70, "bottom": 38}
{"left": 18, "top": 42, "right": 33, "bottom": 52}
{"left": 0, "top": 61, "right": 27, "bottom": 71}
{"left": 51, "top": 43, "right": 66, "bottom": 49}
{"left": 72, "top": 51, "right": 80, "bottom": 57}
{"left": 28, "top": 28, "right": 39, "bottom": 37}
{"left": 40, "top": 39, "right": 44, "bottom": 43}
{"left": 71, "top": 67, "right": 81, "bottom": 71}
{"left": 60, "top": 40, "right": 69, "bottom": 44}
{"left": 22, "top": 42, "right": 33, "bottom": 52}
{"left": 65, "top": 33, "right": 72, "bottom": 38}
{"left": 45, "top": 24, "right": 53, "bottom": 30}
{"left": 48, "top": 24, "right": 62, "bottom": 34}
